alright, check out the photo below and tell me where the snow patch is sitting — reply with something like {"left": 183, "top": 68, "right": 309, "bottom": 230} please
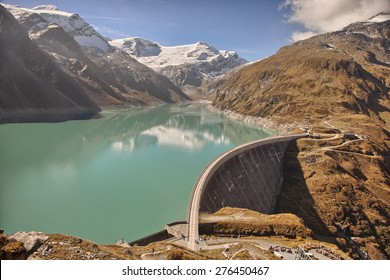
{"left": 368, "top": 14, "right": 390, "bottom": 23}
{"left": 368, "top": 10, "right": 390, "bottom": 23}
{"left": 75, "top": 35, "right": 112, "bottom": 52}
{"left": 110, "top": 37, "right": 161, "bottom": 57}
{"left": 325, "top": 43, "right": 335, "bottom": 50}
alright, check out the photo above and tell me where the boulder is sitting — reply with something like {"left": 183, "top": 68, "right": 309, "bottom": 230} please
{"left": 10, "top": 231, "right": 49, "bottom": 254}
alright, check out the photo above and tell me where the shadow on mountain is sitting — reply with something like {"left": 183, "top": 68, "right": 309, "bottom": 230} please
{"left": 276, "top": 140, "right": 333, "bottom": 240}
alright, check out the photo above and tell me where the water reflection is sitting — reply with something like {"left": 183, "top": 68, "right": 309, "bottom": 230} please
{"left": 141, "top": 125, "right": 229, "bottom": 150}
{"left": 103, "top": 104, "right": 267, "bottom": 152}
{"left": 113, "top": 125, "right": 230, "bottom": 152}
{"left": 0, "top": 104, "right": 270, "bottom": 170}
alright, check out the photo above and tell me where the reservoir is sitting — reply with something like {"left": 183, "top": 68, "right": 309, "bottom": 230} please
{"left": 0, "top": 104, "right": 270, "bottom": 243}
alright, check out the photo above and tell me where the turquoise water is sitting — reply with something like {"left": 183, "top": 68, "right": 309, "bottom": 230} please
{"left": 0, "top": 104, "right": 270, "bottom": 243}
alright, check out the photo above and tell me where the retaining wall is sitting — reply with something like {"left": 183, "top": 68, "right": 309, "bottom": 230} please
{"left": 128, "top": 230, "right": 171, "bottom": 246}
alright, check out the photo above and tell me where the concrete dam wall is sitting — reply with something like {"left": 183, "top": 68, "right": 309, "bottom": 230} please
{"left": 186, "top": 134, "right": 305, "bottom": 248}
{"left": 190, "top": 135, "right": 305, "bottom": 217}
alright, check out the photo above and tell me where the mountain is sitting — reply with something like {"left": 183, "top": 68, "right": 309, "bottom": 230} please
{"left": 210, "top": 12, "right": 390, "bottom": 258}
{"left": 7, "top": 4, "right": 113, "bottom": 54}
{"left": 110, "top": 37, "right": 248, "bottom": 96}
{"left": 3, "top": 4, "right": 190, "bottom": 109}
{"left": 213, "top": 12, "right": 390, "bottom": 132}
{"left": 0, "top": 4, "right": 99, "bottom": 123}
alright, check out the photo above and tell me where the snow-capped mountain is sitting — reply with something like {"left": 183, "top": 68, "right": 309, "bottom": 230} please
{"left": 110, "top": 37, "right": 248, "bottom": 95}
{"left": 3, "top": 4, "right": 113, "bottom": 53}
{"left": 4, "top": 3, "right": 246, "bottom": 98}
{"left": 110, "top": 38, "right": 244, "bottom": 71}
{"left": 0, "top": 4, "right": 100, "bottom": 123}
{"left": 3, "top": 3, "right": 189, "bottom": 108}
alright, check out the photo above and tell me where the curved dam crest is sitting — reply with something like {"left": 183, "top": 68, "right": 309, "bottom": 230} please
{"left": 187, "top": 134, "right": 307, "bottom": 249}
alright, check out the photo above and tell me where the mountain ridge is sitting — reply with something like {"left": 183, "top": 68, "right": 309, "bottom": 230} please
{"left": 4, "top": 3, "right": 114, "bottom": 54}
{"left": 212, "top": 13, "right": 390, "bottom": 130}
{"left": 4, "top": 3, "right": 247, "bottom": 101}
{"left": 2, "top": 3, "right": 190, "bottom": 115}
{"left": 110, "top": 37, "right": 248, "bottom": 96}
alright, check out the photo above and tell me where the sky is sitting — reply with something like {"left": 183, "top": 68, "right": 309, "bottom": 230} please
{"left": 2, "top": 0, "right": 389, "bottom": 61}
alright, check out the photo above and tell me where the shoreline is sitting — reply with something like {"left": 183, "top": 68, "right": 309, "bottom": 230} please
{"left": 1, "top": 100, "right": 301, "bottom": 135}
{"left": 204, "top": 103, "right": 299, "bottom": 135}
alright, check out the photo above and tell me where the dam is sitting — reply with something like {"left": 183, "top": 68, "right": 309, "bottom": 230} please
{"left": 187, "top": 134, "right": 306, "bottom": 249}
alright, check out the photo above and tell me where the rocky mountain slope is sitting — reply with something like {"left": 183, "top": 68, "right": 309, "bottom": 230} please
{"left": 211, "top": 12, "right": 390, "bottom": 258}
{"left": 213, "top": 13, "right": 389, "bottom": 129}
{"left": 110, "top": 37, "right": 247, "bottom": 96}
{"left": 0, "top": 4, "right": 99, "bottom": 123}
{"left": 3, "top": 4, "right": 190, "bottom": 111}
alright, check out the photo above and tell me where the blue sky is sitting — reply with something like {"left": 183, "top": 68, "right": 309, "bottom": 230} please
{"left": 3, "top": 0, "right": 389, "bottom": 61}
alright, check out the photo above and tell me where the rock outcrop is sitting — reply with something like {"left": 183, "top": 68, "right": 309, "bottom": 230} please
{"left": 9, "top": 232, "right": 49, "bottom": 255}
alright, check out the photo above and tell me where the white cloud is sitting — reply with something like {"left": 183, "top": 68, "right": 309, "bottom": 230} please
{"left": 291, "top": 30, "right": 318, "bottom": 41}
{"left": 281, "top": 0, "right": 390, "bottom": 41}
{"left": 84, "top": 16, "right": 127, "bottom": 21}
{"left": 92, "top": 25, "right": 129, "bottom": 39}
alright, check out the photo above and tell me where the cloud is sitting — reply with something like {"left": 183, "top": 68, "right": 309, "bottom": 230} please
{"left": 92, "top": 25, "right": 130, "bottom": 39}
{"left": 291, "top": 31, "right": 318, "bottom": 41}
{"left": 84, "top": 16, "right": 127, "bottom": 21}
{"left": 235, "top": 49, "right": 259, "bottom": 55}
{"left": 280, "top": 0, "right": 390, "bottom": 41}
